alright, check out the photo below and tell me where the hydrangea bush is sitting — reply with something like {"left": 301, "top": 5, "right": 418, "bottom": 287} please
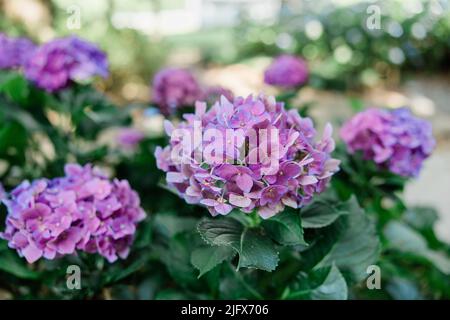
{"left": 0, "top": 34, "right": 449, "bottom": 300}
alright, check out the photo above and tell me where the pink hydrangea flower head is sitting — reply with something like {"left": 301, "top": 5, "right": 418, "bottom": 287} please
{"left": 0, "top": 164, "right": 145, "bottom": 263}
{"left": 155, "top": 94, "right": 340, "bottom": 219}
{"left": 340, "top": 107, "right": 435, "bottom": 177}
{"left": 264, "top": 55, "right": 309, "bottom": 89}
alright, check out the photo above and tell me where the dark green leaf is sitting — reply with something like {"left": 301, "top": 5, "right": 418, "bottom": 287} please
{"left": 301, "top": 200, "right": 345, "bottom": 228}
{"left": 262, "top": 209, "right": 307, "bottom": 245}
{"left": 198, "top": 217, "right": 244, "bottom": 246}
{"left": 284, "top": 264, "right": 348, "bottom": 300}
{"left": 0, "top": 243, "right": 40, "bottom": 280}
{"left": 156, "top": 233, "right": 201, "bottom": 287}
{"left": 191, "top": 246, "right": 235, "bottom": 278}
{"left": 0, "top": 72, "right": 30, "bottom": 104}
{"left": 198, "top": 218, "right": 279, "bottom": 271}
{"left": 102, "top": 252, "right": 149, "bottom": 284}
{"left": 312, "top": 198, "right": 380, "bottom": 281}
{"left": 155, "top": 289, "right": 189, "bottom": 300}
{"left": 237, "top": 228, "right": 279, "bottom": 271}
{"left": 154, "top": 214, "right": 197, "bottom": 238}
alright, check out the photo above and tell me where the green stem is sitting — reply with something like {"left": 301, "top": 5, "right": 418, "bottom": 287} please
{"left": 248, "top": 211, "right": 261, "bottom": 228}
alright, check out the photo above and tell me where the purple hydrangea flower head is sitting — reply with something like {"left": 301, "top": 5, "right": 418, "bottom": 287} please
{"left": 151, "top": 68, "right": 203, "bottom": 115}
{"left": 340, "top": 107, "right": 435, "bottom": 177}
{"left": 155, "top": 94, "right": 340, "bottom": 219}
{"left": 24, "top": 36, "right": 109, "bottom": 92}
{"left": 0, "top": 164, "right": 145, "bottom": 263}
{"left": 0, "top": 33, "right": 36, "bottom": 69}
{"left": 264, "top": 55, "right": 309, "bottom": 89}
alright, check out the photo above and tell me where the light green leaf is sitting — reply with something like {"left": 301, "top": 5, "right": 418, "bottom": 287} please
{"left": 384, "top": 221, "right": 450, "bottom": 275}
{"left": 404, "top": 206, "right": 438, "bottom": 231}
{"left": 386, "top": 277, "right": 423, "bottom": 300}
{"left": 191, "top": 246, "right": 235, "bottom": 278}
{"left": 262, "top": 209, "right": 307, "bottom": 245}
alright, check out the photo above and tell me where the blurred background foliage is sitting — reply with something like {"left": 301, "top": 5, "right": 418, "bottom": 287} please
{"left": 1, "top": 0, "right": 448, "bottom": 102}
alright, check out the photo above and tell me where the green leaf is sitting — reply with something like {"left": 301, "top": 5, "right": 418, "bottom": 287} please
{"left": 102, "top": 252, "right": 150, "bottom": 284}
{"left": 298, "top": 221, "right": 343, "bottom": 271}
{"left": 191, "top": 246, "right": 235, "bottom": 278}
{"left": 262, "top": 209, "right": 307, "bottom": 245}
{"left": 198, "top": 218, "right": 279, "bottom": 272}
{"left": 237, "top": 228, "right": 279, "bottom": 271}
{"left": 156, "top": 233, "right": 200, "bottom": 287}
{"left": 0, "top": 100, "right": 41, "bottom": 131}
{"left": 0, "top": 72, "right": 30, "bottom": 104}
{"left": 284, "top": 264, "right": 348, "bottom": 300}
{"left": 301, "top": 200, "right": 346, "bottom": 228}
{"left": 198, "top": 217, "right": 244, "bottom": 246}
{"left": 403, "top": 206, "right": 439, "bottom": 231}
{"left": 384, "top": 221, "right": 450, "bottom": 275}
{"left": 0, "top": 121, "right": 28, "bottom": 159}
{"left": 134, "top": 218, "right": 153, "bottom": 248}
{"left": 386, "top": 277, "right": 423, "bottom": 300}
{"left": 313, "top": 198, "right": 381, "bottom": 281}
{"left": 0, "top": 243, "right": 40, "bottom": 280}
{"left": 154, "top": 214, "right": 197, "bottom": 238}
{"left": 155, "top": 289, "right": 189, "bottom": 300}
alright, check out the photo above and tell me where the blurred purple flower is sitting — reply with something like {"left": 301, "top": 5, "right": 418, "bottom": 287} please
{"left": 117, "top": 128, "right": 145, "bottom": 149}
{"left": 340, "top": 107, "right": 435, "bottom": 177}
{"left": 0, "top": 164, "right": 145, "bottom": 263}
{"left": 151, "top": 68, "right": 203, "bottom": 116}
{"left": 0, "top": 33, "right": 36, "bottom": 69}
{"left": 24, "top": 36, "right": 109, "bottom": 92}
{"left": 264, "top": 55, "right": 309, "bottom": 89}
